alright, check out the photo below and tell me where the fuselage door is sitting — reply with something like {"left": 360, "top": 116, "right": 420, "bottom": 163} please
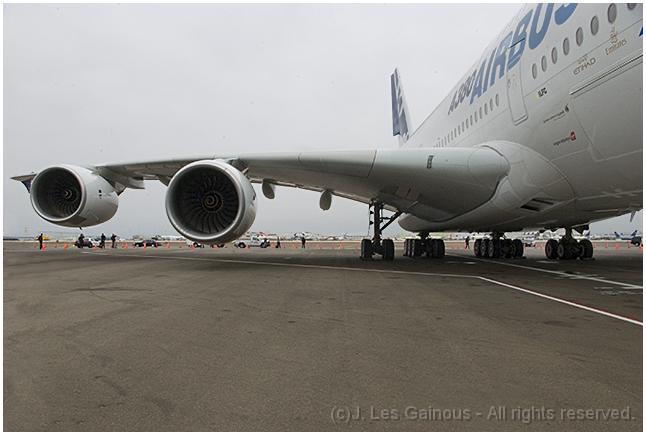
{"left": 506, "top": 39, "right": 528, "bottom": 125}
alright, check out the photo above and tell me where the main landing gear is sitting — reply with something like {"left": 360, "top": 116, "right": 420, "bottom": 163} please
{"left": 473, "top": 233, "right": 524, "bottom": 259}
{"left": 360, "top": 202, "right": 401, "bottom": 261}
{"left": 403, "top": 232, "right": 446, "bottom": 259}
{"left": 544, "top": 228, "right": 593, "bottom": 260}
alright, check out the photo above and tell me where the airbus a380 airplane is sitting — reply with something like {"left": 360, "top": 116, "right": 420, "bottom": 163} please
{"left": 13, "top": 3, "right": 643, "bottom": 262}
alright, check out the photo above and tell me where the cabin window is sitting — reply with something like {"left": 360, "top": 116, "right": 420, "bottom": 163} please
{"left": 541, "top": 55, "right": 547, "bottom": 72}
{"left": 484, "top": 103, "right": 488, "bottom": 115}
{"left": 590, "top": 16, "right": 599, "bottom": 35}
{"left": 470, "top": 114, "right": 473, "bottom": 125}
{"left": 532, "top": 63, "right": 538, "bottom": 78}
{"left": 479, "top": 107, "right": 483, "bottom": 119}
{"left": 607, "top": 4, "right": 617, "bottom": 23}
{"left": 495, "top": 93, "right": 499, "bottom": 107}
{"left": 563, "top": 37, "right": 570, "bottom": 55}
{"left": 489, "top": 99, "right": 493, "bottom": 112}
{"left": 627, "top": 3, "right": 636, "bottom": 11}
{"left": 576, "top": 27, "right": 584, "bottom": 46}
{"left": 551, "top": 47, "right": 558, "bottom": 64}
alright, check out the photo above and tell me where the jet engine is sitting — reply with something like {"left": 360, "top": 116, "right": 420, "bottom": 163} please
{"left": 165, "top": 160, "right": 257, "bottom": 243}
{"left": 29, "top": 164, "right": 119, "bottom": 227}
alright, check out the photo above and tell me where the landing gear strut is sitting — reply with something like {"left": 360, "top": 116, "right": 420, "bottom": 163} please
{"left": 545, "top": 228, "right": 593, "bottom": 260}
{"left": 360, "top": 202, "right": 401, "bottom": 261}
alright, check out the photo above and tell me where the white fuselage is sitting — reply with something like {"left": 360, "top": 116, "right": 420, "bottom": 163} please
{"left": 399, "top": 3, "right": 642, "bottom": 233}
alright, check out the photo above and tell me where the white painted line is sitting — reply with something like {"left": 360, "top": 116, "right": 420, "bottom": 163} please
{"left": 450, "top": 253, "right": 642, "bottom": 289}
{"left": 85, "top": 251, "right": 643, "bottom": 327}
{"left": 479, "top": 276, "right": 643, "bottom": 327}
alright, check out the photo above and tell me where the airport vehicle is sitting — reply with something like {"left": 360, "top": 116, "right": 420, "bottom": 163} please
{"left": 233, "top": 236, "right": 270, "bottom": 249}
{"left": 614, "top": 230, "right": 642, "bottom": 246}
{"left": 12, "top": 4, "right": 643, "bottom": 261}
{"left": 133, "top": 239, "right": 161, "bottom": 248}
{"left": 187, "top": 240, "right": 205, "bottom": 248}
{"left": 74, "top": 238, "right": 94, "bottom": 248}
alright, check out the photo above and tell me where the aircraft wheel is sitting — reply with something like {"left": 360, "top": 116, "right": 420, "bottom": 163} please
{"left": 482, "top": 239, "right": 491, "bottom": 258}
{"left": 360, "top": 239, "right": 373, "bottom": 260}
{"left": 383, "top": 239, "right": 395, "bottom": 261}
{"left": 430, "top": 239, "right": 439, "bottom": 258}
{"left": 474, "top": 239, "right": 482, "bottom": 257}
{"left": 437, "top": 239, "right": 445, "bottom": 258}
{"left": 502, "top": 239, "right": 513, "bottom": 258}
{"left": 545, "top": 239, "right": 558, "bottom": 259}
{"left": 512, "top": 239, "right": 524, "bottom": 258}
{"left": 556, "top": 241, "right": 574, "bottom": 260}
{"left": 579, "top": 239, "right": 594, "bottom": 259}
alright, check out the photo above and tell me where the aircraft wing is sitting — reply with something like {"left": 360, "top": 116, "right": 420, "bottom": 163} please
{"left": 87, "top": 147, "right": 510, "bottom": 218}
{"left": 12, "top": 146, "right": 513, "bottom": 228}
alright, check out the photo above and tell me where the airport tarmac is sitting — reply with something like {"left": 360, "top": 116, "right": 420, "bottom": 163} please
{"left": 3, "top": 242, "right": 643, "bottom": 430}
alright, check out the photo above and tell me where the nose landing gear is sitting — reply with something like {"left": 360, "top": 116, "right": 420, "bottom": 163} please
{"left": 360, "top": 201, "right": 401, "bottom": 261}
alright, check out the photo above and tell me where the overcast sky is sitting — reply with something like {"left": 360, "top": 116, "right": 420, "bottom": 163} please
{"left": 4, "top": 3, "right": 642, "bottom": 238}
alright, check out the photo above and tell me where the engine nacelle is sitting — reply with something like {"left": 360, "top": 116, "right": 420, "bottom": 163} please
{"left": 30, "top": 165, "right": 119, "bottom": 227}
{"left": 165, "top": 160, "right": 257, "bottom": 243}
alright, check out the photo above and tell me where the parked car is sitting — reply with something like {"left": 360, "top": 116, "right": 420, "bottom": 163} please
{"left": 234, "top": 236, "right": 270, "bottom": 249}
{"left": 186, "top": 240, "right": 205, "bottom": 248}
{"left": 134, "top": 239, "right": 161, "bottom": 248}
{"left": 74, "top": 238, "right": 94, "bottom": 248}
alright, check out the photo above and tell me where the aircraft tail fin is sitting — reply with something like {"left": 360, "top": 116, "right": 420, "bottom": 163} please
{"left": 631, "top": 230, "right": 638, "bottom": 237}
{"left": 614, "top": 232, "right": 621, "bottom": 238}
{"left": 391, "top": 68, "right": 412, "bottom": 147}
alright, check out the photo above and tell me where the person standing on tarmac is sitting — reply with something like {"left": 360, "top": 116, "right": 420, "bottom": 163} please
{"left": 465, "top": 235, "right": 470, "bottom": 249}
{"left": 110, "top": 233, "right": 117, "bottom": 248}
{"left": 37, "top": 233, "right": 44, "bottom": 250}
{"left": 100, "top": 233, "right": 106, "bottom": 249}
{"left": 301, "top": 235, "right": 306, "bottom": 249}
{"left": 276, "top": 236, "right": 281, "bottom": 249}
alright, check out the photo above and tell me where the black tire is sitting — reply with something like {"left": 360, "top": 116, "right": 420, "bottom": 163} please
{"left": 383, "top": 239, "right": 395, "bottom": 261}
{"left": 238, "top": 242, "right": 246, "bottom": 249}
{"left": 428, "top": 239, "right": 437, "bottom": 258}
{"left": 482, "top": 239, "right": 491, "bottom": 258}
{"left": 512, "top": 239, "right": 524, "bottom": 258}
{"left": 360, "top": 239, "right": 373, "bottom": 260}
{"left": 474, "top": 239, "right": 482, "bottom": 257}
{"left": 490, "top": 239, "right": 501, "bottom": 258}
{"left": 557, "top": 242, "right": 567, "bottom": 260}
{"left": 436, "top": 239, "right": 445, "bottom": 258}
{"left": 579, "top": 239, "right": 593, "bottom": 259}
{"left": 545, "top": 239, "right": 558, "bottom": 259}
{"left": 502, "top": 239, "right": 513, "bottom": 258}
